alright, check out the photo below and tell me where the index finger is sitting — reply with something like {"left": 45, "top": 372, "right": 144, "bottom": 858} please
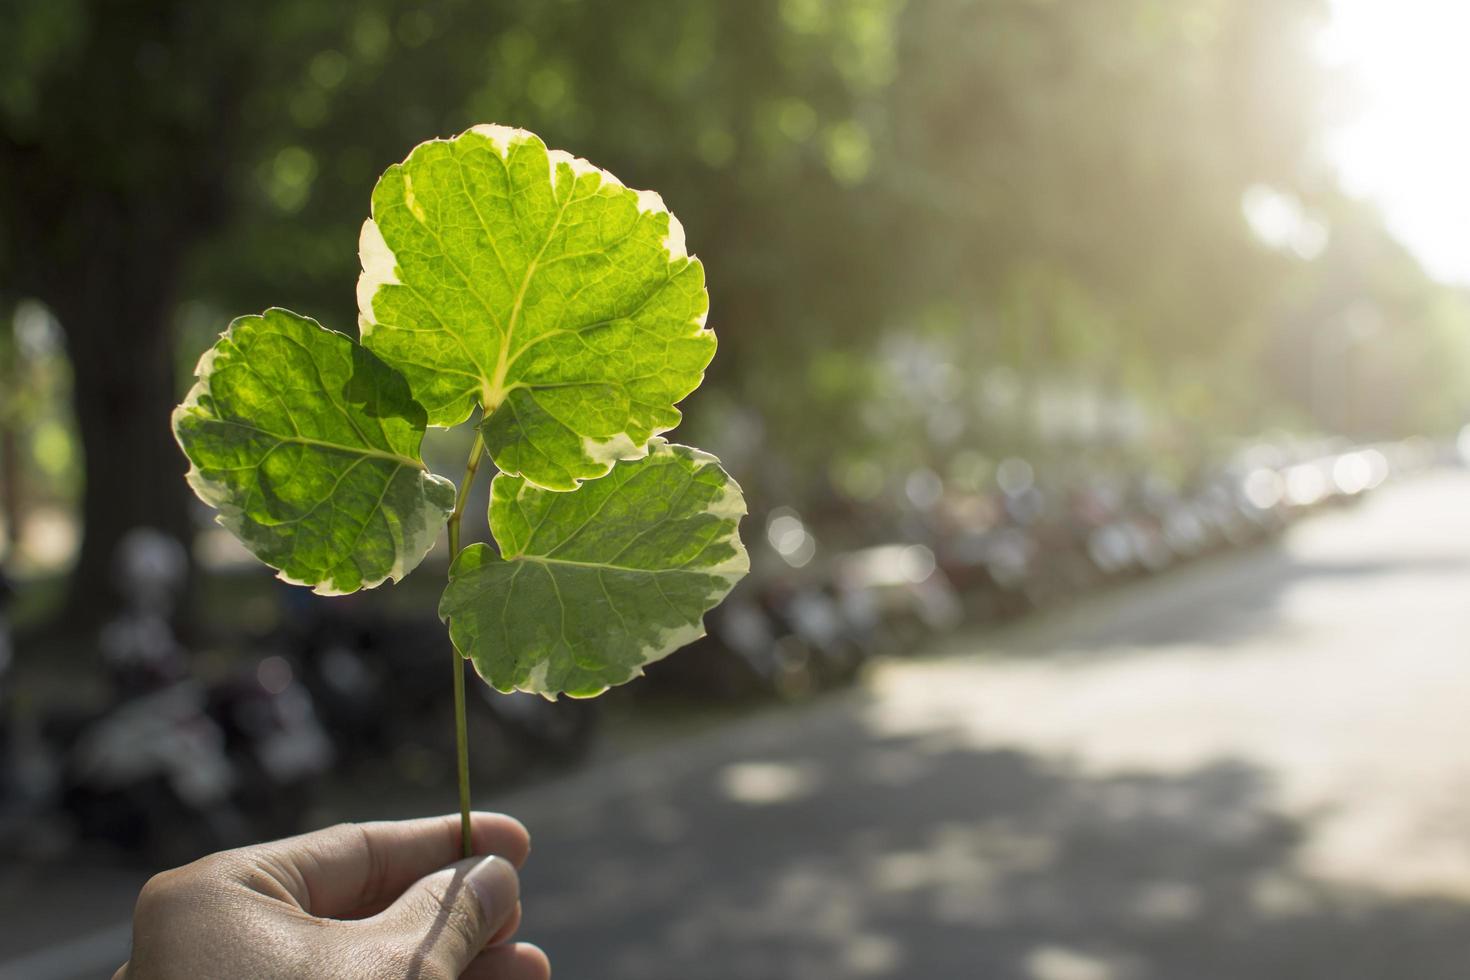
{"left": 244, "top": 812, "right": 531, "bottom": 918}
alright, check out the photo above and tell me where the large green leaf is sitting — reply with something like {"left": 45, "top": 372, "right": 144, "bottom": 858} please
{"left": 440, "top": 440, "right": 748, "bottom": 697}
{"left": 173, "top": 308, "right": 455, "bottom": 595}
{"left": 357, "top": 124, "right": 715, "bottom": 491}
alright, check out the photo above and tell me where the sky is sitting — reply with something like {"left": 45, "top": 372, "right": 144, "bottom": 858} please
{"left": 1320, "top": 0, "right": 1470, "bottom": 286}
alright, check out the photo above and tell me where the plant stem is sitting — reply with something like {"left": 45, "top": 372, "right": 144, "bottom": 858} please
{"left": 447, "top": 431, "right": 485, "bottom": 859}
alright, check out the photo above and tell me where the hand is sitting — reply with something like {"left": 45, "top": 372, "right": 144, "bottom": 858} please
{"left": 114, "top": 813, "right": 550, "bottom": 980}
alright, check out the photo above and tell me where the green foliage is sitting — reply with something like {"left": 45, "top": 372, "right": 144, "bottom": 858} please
{"left": 442, "top": 440, "right": 747, "bottom": 697}
{"left": 172, "top": 308, "right": 454, "bottom": 594}
{"left": 359, "top": 126, "right": 714, "bottom": 489}
{"left": 175, "top": 128, "right": 747, "bottom": 697}
{"left": 12, "top": 0, "right": 1470, "bottom": 626}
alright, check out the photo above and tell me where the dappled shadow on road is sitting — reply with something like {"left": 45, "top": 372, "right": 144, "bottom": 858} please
{"left": 518, "top": 702, "right": 1470, "bottom": 980}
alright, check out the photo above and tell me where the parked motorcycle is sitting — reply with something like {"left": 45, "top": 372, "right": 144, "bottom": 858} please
{"left": 280, "top": 591, "right": 599, "bottom": 787}
{"left": 51, "top": 529, "right": 333, "bottom": 863}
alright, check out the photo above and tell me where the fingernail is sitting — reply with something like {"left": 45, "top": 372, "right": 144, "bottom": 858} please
{"left": 464, "top": 856, "right": 519, "bottom": 926}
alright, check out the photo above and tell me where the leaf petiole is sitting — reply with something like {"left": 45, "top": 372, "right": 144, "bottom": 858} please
{"left": 447, "top": 431, "right": 486, "bottom": 558}
{"left": 447, "top": 430, "right": 485, "bottom": 858}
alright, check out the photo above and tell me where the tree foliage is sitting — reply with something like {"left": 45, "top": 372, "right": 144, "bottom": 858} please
{"left": 4, "top": 0, "right": 1469, "bottom": 623}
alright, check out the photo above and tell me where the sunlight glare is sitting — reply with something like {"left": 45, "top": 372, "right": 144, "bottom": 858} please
{"left": 1322, "top": 0, "right": 1470, "bottom": 284}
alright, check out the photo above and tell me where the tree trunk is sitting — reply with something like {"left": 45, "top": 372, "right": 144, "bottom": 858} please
{"left": 0, "top": 427, "right": 18, "bottom": 559}
{"left": 51, "top": 251, "right": 193, "bottom": 633}
{"left": 0, "top": 306, "right": 19, "bottom": 558}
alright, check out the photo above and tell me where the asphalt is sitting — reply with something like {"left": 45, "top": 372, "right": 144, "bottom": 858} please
{"left": 5, "top": 468, "right": 1470, "bottom": 979}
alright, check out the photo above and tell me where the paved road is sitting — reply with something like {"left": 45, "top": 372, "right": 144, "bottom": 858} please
{"left": 6, "top": 469, "right": 1470, "bottom": 979}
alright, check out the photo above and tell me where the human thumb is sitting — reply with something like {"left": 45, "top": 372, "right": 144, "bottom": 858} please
{"left": 365, "top": 854, "right": 521, "bottom": 977}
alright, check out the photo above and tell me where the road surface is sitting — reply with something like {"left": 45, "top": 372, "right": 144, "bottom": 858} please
{"left": 5, "top": 469, "right": 1470, "bottom": 979}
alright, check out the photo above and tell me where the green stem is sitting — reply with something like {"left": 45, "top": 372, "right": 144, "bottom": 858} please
{"left": 446, "top": 431, "right": 485, "bottom": 859}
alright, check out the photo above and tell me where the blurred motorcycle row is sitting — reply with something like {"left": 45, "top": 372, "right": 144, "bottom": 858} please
{"left": 0, "top": 437, "right": 1437, "bottom": 863}
{"left": 0, "top": 528, "right": 596, "bottom": 863}
{"left": 643, "top": 438, "right": 1431, "bottom": 699}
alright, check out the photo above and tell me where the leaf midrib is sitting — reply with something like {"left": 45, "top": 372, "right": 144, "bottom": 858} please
{"left": 484, "top": 172, "right": 578, "bottom": 409}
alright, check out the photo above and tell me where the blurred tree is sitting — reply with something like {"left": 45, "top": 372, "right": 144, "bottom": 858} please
{"left": 3, "top": 0, "right": 1466, "bottom": 630}
{"left": 1264, "top": 192, "right": 1470, "bottom": 436}
{"left": 0, "top": 0, "right": 887, "bottom": 626}
{"left": 0, "top": 304, "right": 18, "bottom": 557}
{"left": 880, "top": 0, "right": 1329, "bottom": 410}
{"left": 1, "top": 0, "right": 308, "bottom": 623}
